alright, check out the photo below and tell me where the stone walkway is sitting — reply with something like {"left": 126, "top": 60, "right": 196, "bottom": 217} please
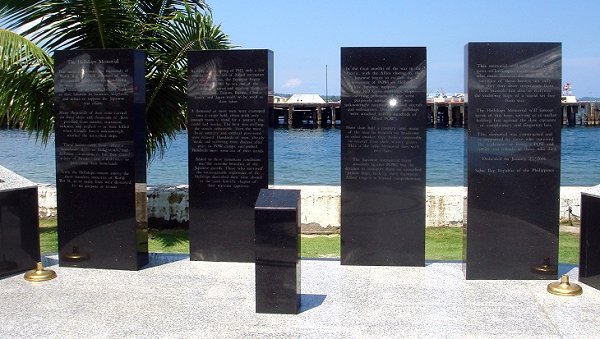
{"left": 1, "top": 255, "right": 599, "bottom": 338}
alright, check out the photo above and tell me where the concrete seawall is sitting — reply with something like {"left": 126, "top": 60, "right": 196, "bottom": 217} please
{"left": 38, "top": 185, "right": 588, "bottom": 233}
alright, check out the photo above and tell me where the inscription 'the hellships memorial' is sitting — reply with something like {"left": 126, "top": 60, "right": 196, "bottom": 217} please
{"left": 54, "top": 49, "right": 147, "bottom": 270}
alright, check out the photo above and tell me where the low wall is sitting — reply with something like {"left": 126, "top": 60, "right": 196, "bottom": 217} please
{"left": 38, "top": 185, "right": 588, "bottom": 233}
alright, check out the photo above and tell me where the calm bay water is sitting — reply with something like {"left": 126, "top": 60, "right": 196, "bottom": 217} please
{"left": 1, "top": 127, "right": 599, "bottom": 186}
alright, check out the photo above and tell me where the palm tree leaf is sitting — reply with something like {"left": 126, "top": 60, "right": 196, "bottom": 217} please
{"left": 3, "top": 0, "right": 136, "bottom": 51}
{"left": 0, "top": 28, "right": 53, "bottom": 68}
{"left": 1, "top": 0, "right": 233, "bottom": 159}
{"left": 143, "top": 6, "right": 232, "bottom": 159}
{"left": 0, "top": 66, "right": 54, "bottom": 142}
{"left": 0, "top": 29, "right": 54, "bottom": 141}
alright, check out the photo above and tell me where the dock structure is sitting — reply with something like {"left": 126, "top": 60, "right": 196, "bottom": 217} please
{"left": 3, "top": 95, "right": 599, "bottom": 130}
{"left": 426, "top": 98, "right": 467, "bottom": 128}
{"left": 272, "top": 95, "right": 600, "bottom": 128}
{"left": 273, "top": 101, "right": 341, "bottom": 128}
{"left": 561, "top": 101, "right": 600, "bottom": 127}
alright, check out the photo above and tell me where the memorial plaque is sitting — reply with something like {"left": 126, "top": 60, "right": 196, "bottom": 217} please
{"left": 464, "top": 42, "right": 561, "bottom": 279}
{"left": 255, "top": 189, "right": 301, "bottom": 314}
{"left": 188, "top": 49, "right": 274, "bottom": 262}
{"left": 340, "top": 47, "right": 427, "bottom": 266}
{"left": 54, "top": 49, "right": 148, "bottom": 270}
{"left": 0, "top": 166, "right": 40, "bottom": 278}
{"left": 579, "top": 185, "right": 600, "bottom": 290}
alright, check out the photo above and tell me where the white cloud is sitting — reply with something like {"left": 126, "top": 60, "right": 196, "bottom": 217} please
{"left": 283, "top": 78, "right": 302, "bottom": 88}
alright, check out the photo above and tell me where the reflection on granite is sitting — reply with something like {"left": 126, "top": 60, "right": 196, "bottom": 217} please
{"left": 0, "top": 166, "right": 39, "bottom": 279}
{"left": 54, "top": 49, "right": 148, "bottom": 270}
{"left": 188, "top": 49, "right": 274, "bottom": 262}
{"left": 464, "top": 42, "right": 562, "bottom": 279}
{"left": 580, "top": 185, "right": 600, "bottom": 290}
{"left": 340, "top": 47, "right": 427, "bottom": 266}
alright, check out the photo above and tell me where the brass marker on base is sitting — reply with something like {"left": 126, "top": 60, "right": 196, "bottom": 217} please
{"left": 531, "top": 258, "right": 558, "bottom": 275}
{"left": 24, "top": 262, "right": 57, "bottom": 282}
{"left": 62, "top": 246, "right": 88, "bottom": 262}
{"left": 547, "top": 275, "right": 582, "bottom": 296}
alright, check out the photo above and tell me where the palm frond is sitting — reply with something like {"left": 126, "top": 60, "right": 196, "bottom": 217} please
{"left": 0, "top": 28, "right": 52, "bottom": 68}
{"left": 3, "top": 0, "right": 136, "bottom": 51}
{"left": 1, "top": 0, "right": 232, "bottom": 160}
{"left": 144, "top": 6, "right": 231, "bottom": 159}
{"left": 0, "top": 29, "right": 54, "bottom": 142}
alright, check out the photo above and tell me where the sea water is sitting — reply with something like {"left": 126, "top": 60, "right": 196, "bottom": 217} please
{"left": 1, "top": 128, "right": 599, "bottom": 186}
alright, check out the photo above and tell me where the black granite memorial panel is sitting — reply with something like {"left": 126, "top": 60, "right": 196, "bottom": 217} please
{"left": 464, "top": 42, "right": 561, "bottom": 279}
{"left": 54, "top": 49, "right": 148, "bottom": 270}
{"left": 188, "top": 49, "right": 274, "bottom": 262}
{"left": 340, "top": 47, "right": 427, "bottom": 266}
{"left": 579, "top": 185, "right": 600, "bottom": 290}
{"left": 255, "top": 189, "right": 300, "bottom": 314}
{"left": 0, "top": 166, "right": 40, "bottom": 278}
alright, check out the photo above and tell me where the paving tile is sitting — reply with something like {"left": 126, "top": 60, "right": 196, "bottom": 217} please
{"left": 0, "top": 256, "right": 598, "bottom": 337}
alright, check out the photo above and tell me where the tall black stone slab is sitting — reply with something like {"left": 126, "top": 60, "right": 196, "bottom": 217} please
{"left": 579, "top": 185, "right": 600, "bottom": 290}
{"left": 464, "top": 42, "right": 561, "bottom": 279}
{"left": 188, "top": 50, "right": 274, "bottom": 262}
{"left": 54, "top": 49, "right": 148, "bottom": 270}
{"left": 255, "top": 189, "right": 300, "bottom": 314}
{"left": 340, "top": 47, "right": 427, "bottom": 266}
{"left": 0, "top": 166, "right": 40, "bottom": 278}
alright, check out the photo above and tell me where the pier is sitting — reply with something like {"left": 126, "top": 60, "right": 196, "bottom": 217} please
{"left": 273, "top": 100, "right": 341, "bottom": 128}
{"left": 272, "top": 96, "right": 600, "bottom": 128}
{"left": 3, "top": 99, "right": 599, "bottom": 130}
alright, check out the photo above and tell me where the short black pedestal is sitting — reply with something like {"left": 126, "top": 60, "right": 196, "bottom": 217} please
{"left": 579, "top": 185, "right": 600, "bottom": 290}
{"left": 255, "top": 189, "right": 301, "bottom": 314}
{"left": 0, "top": 166, "right": 40, "bottom": 279}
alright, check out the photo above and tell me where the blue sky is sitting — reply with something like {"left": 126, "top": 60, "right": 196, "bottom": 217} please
{"left": 211, "top": 0, "right": 600, "bottom": 97}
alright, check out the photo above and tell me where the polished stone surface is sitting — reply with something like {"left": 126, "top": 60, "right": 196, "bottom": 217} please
{"left": 255, "top": 189, "right": 301, "bottom": 314}
{"left": 580, "top": 185, "right": 600, "bottom": 290}
{"left": 54, "top": 49, "right": 148, "bottom": 270}
{"left": 341, "top": 47, "right": 427, "bottom": 266}
{"left": 464, "top": 42, "right": 562, "bottom": 279}
{"left": 0, "top": 166, "right": 39, "bottom": 279}
{"left": 188, "top": 49, "right": 274, "bottom": 262}
{"left": 0, "top": 166, "right": 37, "bottom": 192}
{"left": 1, "top": 255, "right": 598, "bottom": 337}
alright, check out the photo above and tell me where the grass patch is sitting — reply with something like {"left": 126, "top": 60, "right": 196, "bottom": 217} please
{"left": 148, "top": 229, "right": 189, "bottom": 253}
{"left": 425, "top": 227, "right": 464, "bottom": 260}
{"left": 301, "top": 235, "right": 340, "bottom": 258}
{"left": 559, "top": 232, "right": 580, "bottom": 264}
{"left": 36, "top": 218, "right": 581, "bottom": 264}
{"left": 39, "top": 225, "right": 58, "bottom": 255}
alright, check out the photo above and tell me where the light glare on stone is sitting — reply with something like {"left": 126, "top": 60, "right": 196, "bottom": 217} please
{"left": 389, "top": 98, "right": 397, "bottom": 107}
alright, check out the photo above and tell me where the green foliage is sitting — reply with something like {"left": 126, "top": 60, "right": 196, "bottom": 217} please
{"left": 39, "top": 225, "right": 58, "bottom": 254}
{"left": 301, "top": 235, "right": 340, "bottom": 258}
{"left": 425, "top": 227, "right": 463, "bottom": 260}
{"left": 0, "top": 0, "right": 232, "bottom": 158}
{"left": 0, "top": 29, "right": 54, "bottom": 142}
{"left": 148, "top": 228, "right": 189, "bottom": 253}
{"left": 559, "top": 232, "right": 580, "bottom": 265}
